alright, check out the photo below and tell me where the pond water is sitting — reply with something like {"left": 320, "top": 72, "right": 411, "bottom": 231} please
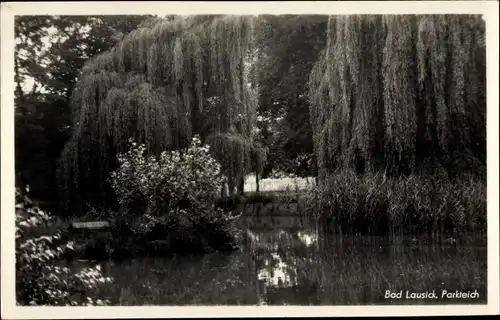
{"left": 75, "top": 216, "right": 487, "bottom": 305}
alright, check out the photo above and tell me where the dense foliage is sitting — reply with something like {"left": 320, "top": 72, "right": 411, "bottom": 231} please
{"left": 58, "top": 15, "right": 266, "bottom": 211}
{"left": 308, "top": 15, "right": 486, "bottom": 179}
{"left": 253, "top": 15, "right": 327, "bottom": 177}
{"left": 16, "top": 188, "right": 112, "bottom": 305}
{"left": 110, "top": 136, "right": 227, "bottom": 221}
{"left": 15, "top": 15, "right": 152, "bottom": 206}
{"left": 106, "top": 137, "right": 241, "bottom": 257}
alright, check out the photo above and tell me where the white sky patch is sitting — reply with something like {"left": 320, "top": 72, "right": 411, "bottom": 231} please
{"left": 17, "top": 22, "right": 92, "bottom": 94}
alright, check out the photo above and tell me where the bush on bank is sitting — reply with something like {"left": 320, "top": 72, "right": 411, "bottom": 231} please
{"left": 15, "top": 187, "right": 112, "bottom": 305}
{"left": 303, "top": 171, "right": 486, "bottom": 238}
{"left": 106, "top": 136, "right": 242, "bottom": 258}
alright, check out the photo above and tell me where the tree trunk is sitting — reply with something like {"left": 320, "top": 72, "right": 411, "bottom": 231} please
{"left": 238, "top": 177, "right": 244, "bottom": 195}
{"left": 14, "top": 56, "right": 25, "bottom": 106}
{"left": 256, "top": 173, "right": 260, "bottom": 192}
{"left": 228, "top": 178, "right": 235, "bottom": 196}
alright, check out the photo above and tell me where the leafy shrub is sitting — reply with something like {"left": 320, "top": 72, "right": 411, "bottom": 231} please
{"left": 16, "top": 187, "right": 113, "bottom": 305}
{"left": 109, "top": 136, "right": 239, "bottom": 241}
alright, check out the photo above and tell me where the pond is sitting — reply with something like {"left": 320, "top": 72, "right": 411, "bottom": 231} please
{"left": 72, "top": 216, "right": 487, "bottom": 305}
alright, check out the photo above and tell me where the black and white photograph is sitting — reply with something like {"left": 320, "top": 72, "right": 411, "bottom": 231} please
{"left": 1, "top": 1, "right": 499, "bottom": 318}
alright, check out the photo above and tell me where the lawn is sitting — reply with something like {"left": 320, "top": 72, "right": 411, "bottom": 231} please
{"left": 244, "top": 174, "right": 316, "bottom": 192}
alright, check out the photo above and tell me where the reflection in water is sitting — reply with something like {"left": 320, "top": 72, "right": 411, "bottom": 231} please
{"left": 297, "top": 230, "right": 318, "bottom": 247}
{"left": 252, "top": 228, "right": 318, "bottom": 290}
{"left": 257, "top": 252, "right": 298, "bottom": 288}
{"left": 72, "top": 217, "right": 487, "bottom": 305}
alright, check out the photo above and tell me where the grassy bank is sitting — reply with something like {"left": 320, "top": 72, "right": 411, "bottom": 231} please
{"left": 244, "top": 174, "right": 315, "bottom": 192}
{"left": 303, "top": 171, "right": 486, "bottom": 239}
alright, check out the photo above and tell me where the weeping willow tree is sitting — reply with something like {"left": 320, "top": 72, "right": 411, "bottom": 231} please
{"left": 58, "top": 15, "right": 267, "bottom": 211}
{"left": 309, "top": 15, "right": 486, "bottom": 179}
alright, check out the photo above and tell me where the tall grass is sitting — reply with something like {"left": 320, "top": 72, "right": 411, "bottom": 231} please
{"left": 303, "top": 171, "right": 486, "bottom": 240}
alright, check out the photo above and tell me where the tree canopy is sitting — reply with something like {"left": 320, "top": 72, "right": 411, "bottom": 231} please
{"left": 308, "top": 15, "right": 486, "bottom": 179}
{"left": 58, "top": 15, "right": 263, "bottom": 211}
{"left": 15, "top": 15, "right": 151, "bottom": 205}
{"left": 253, "top": 15, "right": 327, "bottom": 177}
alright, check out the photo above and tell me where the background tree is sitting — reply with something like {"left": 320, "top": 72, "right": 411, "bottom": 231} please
{"left": 308, "top": 15, "right": 486, "bottom": 180}
{"left": 253, "top": 15, "right": 328, "bottom": 178}
{"left": 58, "top": 15, "right": 264, "bottom": 213}
{"left": 14, "top": 15, "right": 152, "bottom": 210}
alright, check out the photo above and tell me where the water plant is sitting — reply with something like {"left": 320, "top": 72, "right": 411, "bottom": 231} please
{"left": 303, "top": 171, "right": 486, "bottom": 240}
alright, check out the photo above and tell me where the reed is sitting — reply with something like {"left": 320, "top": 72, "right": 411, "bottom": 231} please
{"left": 304, "top": 171, "right": 486, "bottom": 239}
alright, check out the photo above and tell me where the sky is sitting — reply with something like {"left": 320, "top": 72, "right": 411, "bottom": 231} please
{"left": 17, "top": 21, "right": 95, "bottom": 94}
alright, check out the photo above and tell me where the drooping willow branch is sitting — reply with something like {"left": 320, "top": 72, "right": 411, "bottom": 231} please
{"left": 58, "top": 15, "right": 264, "bottom": 211}
{"left": 308, "top": 15, "right": 486, "bottom": 179}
